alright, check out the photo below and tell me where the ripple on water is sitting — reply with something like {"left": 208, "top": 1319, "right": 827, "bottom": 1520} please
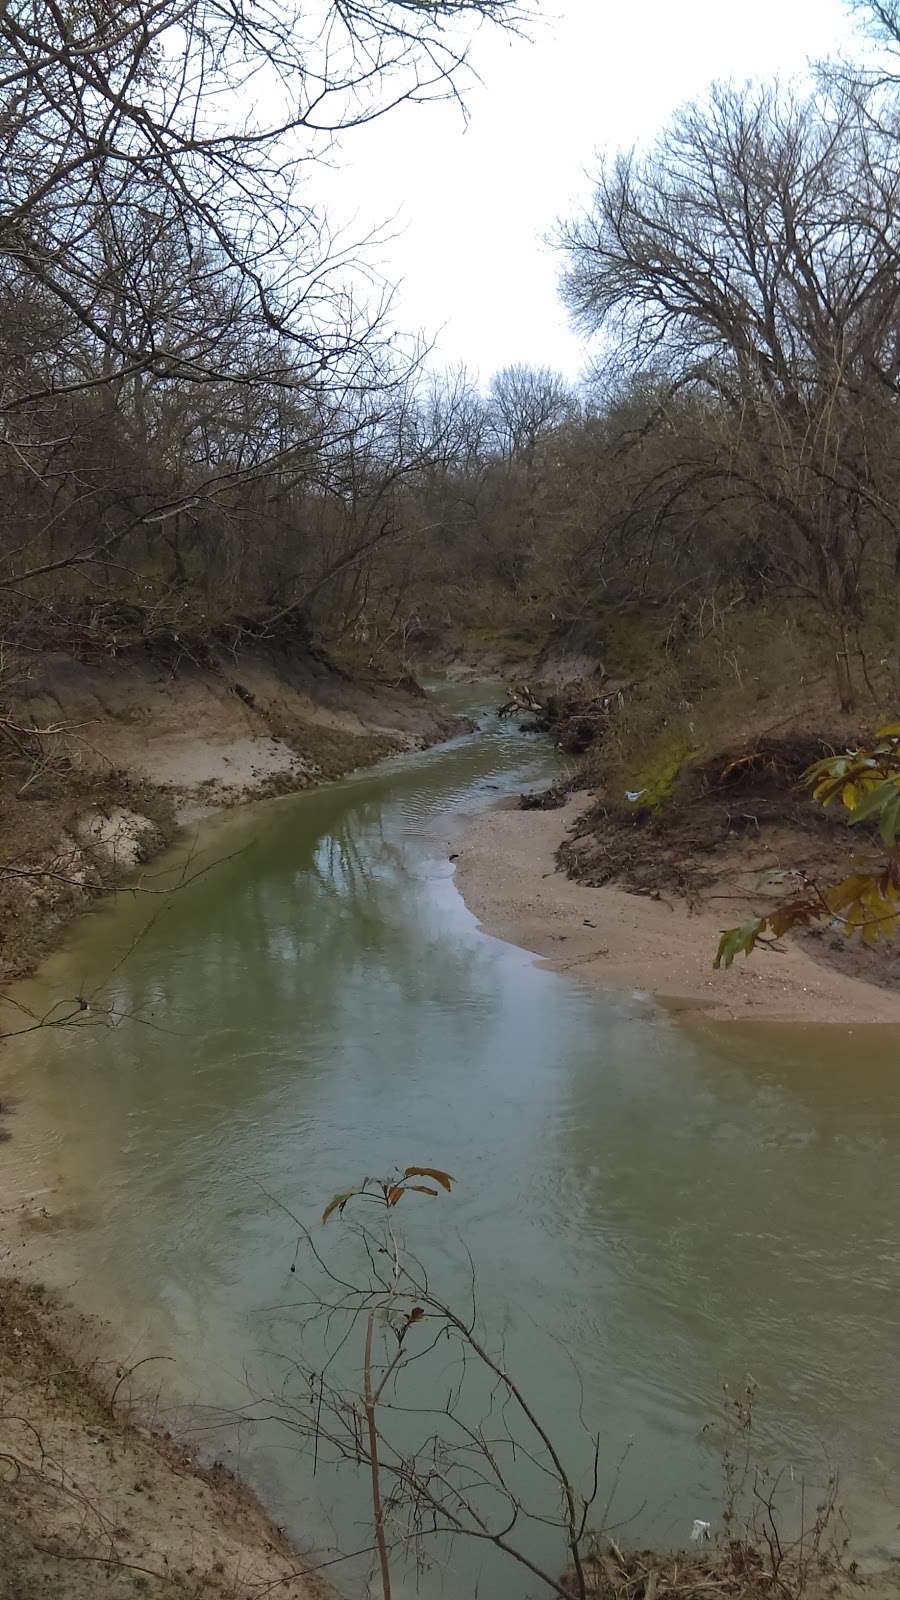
{"left": 3, "top": 690, "right": 900, "bottom": 1584}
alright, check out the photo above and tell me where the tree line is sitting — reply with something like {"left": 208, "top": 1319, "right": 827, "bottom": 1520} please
{"left": 3, "top": 0, "right": 900, "bottom": 718}
{"left": 391, "top": 0, "right": 900, "bottom": 713}
{"left": 0, "top": 0, "right": 525, "bottom": 670}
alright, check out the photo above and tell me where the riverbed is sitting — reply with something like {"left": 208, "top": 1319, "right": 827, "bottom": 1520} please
{"left": 2, "top": 684, "right": 899, "bottom": 1596}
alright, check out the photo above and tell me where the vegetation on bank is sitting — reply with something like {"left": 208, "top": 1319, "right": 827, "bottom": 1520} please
{"left": 714, "top": 726, "right": 900, "bottom": 968}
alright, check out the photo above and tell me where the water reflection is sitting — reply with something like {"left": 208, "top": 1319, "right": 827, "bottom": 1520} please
{"left": 2, "top": 686, "right": 899, "bottom": 1592}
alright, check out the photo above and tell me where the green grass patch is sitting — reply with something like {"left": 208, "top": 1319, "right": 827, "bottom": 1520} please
{"left": 625, "top": 736, "right": 697, "bottom": 813}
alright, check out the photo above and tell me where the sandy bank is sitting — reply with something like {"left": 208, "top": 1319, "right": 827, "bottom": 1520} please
{"left": 456, "top": 798, "right": 900, "bottom": 1025}
{"left": 0, "top": 1280, "right": 329, "bottom": 1600}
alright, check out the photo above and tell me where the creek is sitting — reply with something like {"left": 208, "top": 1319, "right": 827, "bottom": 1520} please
{"left": 3, "top": 684, "right": 899, "bottom": 1595}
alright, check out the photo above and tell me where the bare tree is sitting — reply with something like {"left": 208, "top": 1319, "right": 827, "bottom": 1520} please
{"left": 0, "top": 0, "right": 527, "bottom": 397}
{"left": 559, "top": 81, "right": 900, "bottom": 704}
{"left": 488, "top": 362, "right": 576, "bottom": 463}
{"left": 0, "top": 0, "right": 528, "bottom": 615}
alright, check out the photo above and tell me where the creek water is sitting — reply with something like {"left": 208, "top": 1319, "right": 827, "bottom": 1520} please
{"left": 2, "top": 684, "right": 899, "bottom": 1596}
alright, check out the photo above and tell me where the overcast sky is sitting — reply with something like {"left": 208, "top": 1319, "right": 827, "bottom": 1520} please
{"left": 322, "top": 0, "right": 860, "bottom": 387}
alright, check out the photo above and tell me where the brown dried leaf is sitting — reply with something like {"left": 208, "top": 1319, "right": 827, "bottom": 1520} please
{"left": 403, "top": 1166, "right": 455, "bottom": 1191}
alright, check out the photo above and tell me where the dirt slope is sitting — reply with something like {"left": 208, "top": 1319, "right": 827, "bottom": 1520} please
{"left": 0, "top": 1281, "right": 330, "bottom": 1600}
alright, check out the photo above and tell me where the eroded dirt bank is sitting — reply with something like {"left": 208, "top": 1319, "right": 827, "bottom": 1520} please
{"left": 456, "top": 797, "right": 900, "bottom": 1024}
{"left": 17, "top": 639, "right": 452, "bottom": 799}
{"left": 0, "top": 1280, "right": 330, "bottom": 1600}
{"left": 1, "top": 639, "right": 460, "bottom": 982}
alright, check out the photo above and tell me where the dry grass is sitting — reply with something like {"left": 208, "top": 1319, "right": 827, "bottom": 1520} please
{"left": 568, "top": 1542, "right": 888, "bottom": 1599}
{"left": 581, "top": 599, "right": 897, "bottom": 809}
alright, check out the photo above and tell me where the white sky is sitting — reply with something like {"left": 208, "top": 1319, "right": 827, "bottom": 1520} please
{"left": 322, "top": 0, "right": 860, "bottom": 386}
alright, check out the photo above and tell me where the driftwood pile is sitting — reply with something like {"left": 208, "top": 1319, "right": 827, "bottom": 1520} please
{"left": 498, "top": 678, "right": 632, "bottom": 755}
{"left": 497, "top": 682, "right": 544, "bottom": 719}
{"left": 566, "top": 1539, "right": 836, "bottom": 1598}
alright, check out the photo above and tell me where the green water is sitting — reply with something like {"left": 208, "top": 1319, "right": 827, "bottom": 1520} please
{"left": 2, "top": 685, "right": 899, "bottom": 1595}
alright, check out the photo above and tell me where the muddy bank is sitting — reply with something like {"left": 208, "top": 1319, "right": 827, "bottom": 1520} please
{"left": 456, "top": 798, "right": 900, "bottom": 1024}
{"left": 0, "top": 1279, "right": 329, "bottom": 1600}
{"left": 1, "top": 639, "right": 460, "bottom": 982}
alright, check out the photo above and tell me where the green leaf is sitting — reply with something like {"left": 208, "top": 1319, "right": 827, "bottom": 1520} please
{"left": 842, "top": 781, "right": 862, "bottom": 810}
{"left": 714, "top": 920, "right": 766, "bottom": 970}
{"left": 880, "top": 791, "right": 900, "bottom": 847}
{"left": 849, "top": 779, "right": 900, "bottom": 825}
{"left": 804, "top": 756, "right": 846, "bottom": 782}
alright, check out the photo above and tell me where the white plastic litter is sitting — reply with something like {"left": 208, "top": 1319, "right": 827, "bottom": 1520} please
{"left": 690, "top": 1520, "right": 711, "bottom": 1544}
{"left": 625, "top": 789, "right": 647, "bottom": 803}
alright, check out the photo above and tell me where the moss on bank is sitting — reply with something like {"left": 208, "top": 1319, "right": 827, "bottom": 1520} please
{"left": 620, "top": 735, "right": 697, "bottom": 814}
{"left": 270, "top": 718, "right": 403, "bottom": 785}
